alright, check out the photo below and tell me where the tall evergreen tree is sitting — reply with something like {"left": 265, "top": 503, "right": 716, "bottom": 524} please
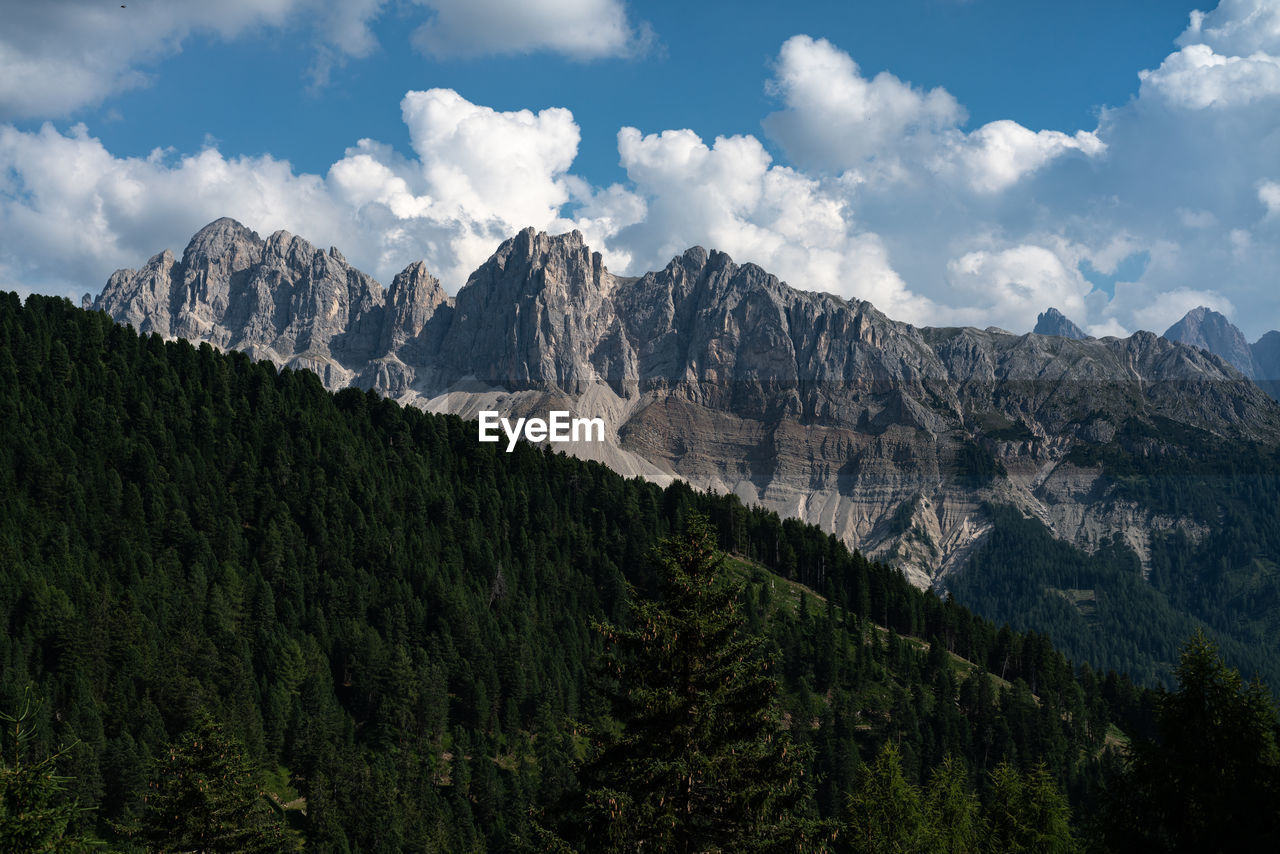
{"left": 1099, "top": 630, "right": 1280, "bottom": 851}
{"left": 922, "top": 755, "right": 982, "bottom": 854}
{"left": 127, "top": 714, "right": 300, "bottom": 853}
{"left": 984, "top": 762, "right": 1078, "bottom": 854}
{"left": 562, "top": 514, "right": 824, "bottom": 852}
{"left": 0, "top": 689, "right": 96, "bottom": 853}
{"left": 844, "top": 742, "right": 927, "bottom": 854}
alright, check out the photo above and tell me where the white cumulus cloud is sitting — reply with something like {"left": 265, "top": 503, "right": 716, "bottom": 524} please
{"left": 1138, "top": 43, "right": 1280, "bottom": 108}
{"left": 0, "top": 0, "right": 378, "bottom": 118}
{"left": 945, "top": 244, "right": 1094, "bottom": 332}
{"left": 934, "top": 121, "right": 1105, "bottom": 194}
{"left": 0, "top": 90, "right": 599, "bottom": 297}
{"left": 762, "top": 35, "right": 963, "bottom": 173}
{"left": 611, "top": 125, "right": 937, "bottom": 322}
{"left": 328, "top": 89, "right": 590, "bottom": 285}
{"left": 1179, "top": 0, "right": 1280, "bottom": 55}
{"left": 409, "top": 0, "right": 650, "bottom": 60}
{"left": 762, "top": 34, "right": 1103, "bottom": 194}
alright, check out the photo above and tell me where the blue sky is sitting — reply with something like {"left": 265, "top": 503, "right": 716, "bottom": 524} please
{"left": 50, "top": 1, "right": 1201, "bottom": 181}
{"left": 1, "top": 0, "right": 1278, "bottom": 339}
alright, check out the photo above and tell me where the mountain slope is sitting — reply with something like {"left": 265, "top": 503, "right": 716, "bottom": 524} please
{"left": 96, "top": 219, "right": 1280, "bottom": 591}
{"left": 1255, "top": 330, "right": 1280, "bottom": 400}
{"left": 1, "top": 292, "right": 1129, "bottom": 847}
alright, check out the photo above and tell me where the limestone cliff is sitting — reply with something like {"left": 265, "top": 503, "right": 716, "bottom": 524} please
{"left": 96, "top": 220, "right": 1280, "bottom": 587}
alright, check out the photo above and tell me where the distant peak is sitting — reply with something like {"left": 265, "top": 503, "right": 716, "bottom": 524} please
{"left": 181, "top": 217, "right": 263, "bottom": 266}
{"left": 1033, "top": 307, "right": 1087, "bottom": 340}
{"left": 197, "top": 215, "right": 248, "bottom": 232}
{"left": 682, "top": 246, "right": 708, "bottom": 266}
{"left": 1165, "top": 305, "right": 1255, "bottom": 378}
{"left": 188, "top": 217, "right": 257, "bottom": 243}
{"left": 389, "top": 260, "right": 444, "bottom": 300}
{"left": 1165, "top": 305, "right": 1237, "bottom": 339}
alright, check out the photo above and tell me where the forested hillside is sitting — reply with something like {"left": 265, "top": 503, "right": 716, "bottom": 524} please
{"left": 953, "top": 418, "right": 1280, "bottom": 691}
{"left": 0, "top": 293, "right": 1210, "bottom": 849}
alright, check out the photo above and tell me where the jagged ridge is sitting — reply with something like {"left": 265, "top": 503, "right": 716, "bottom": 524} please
{"left": 95, "top": 219, "right": 1280, "bottom": 586}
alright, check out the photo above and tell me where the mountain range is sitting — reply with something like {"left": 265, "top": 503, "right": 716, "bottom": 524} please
{"left": 1036, "top": 304, "right": 1280, "bottom": 401}
{"left": 93, "top": 218, "right": 1280, "bottom": 589}
{"left": 1162, "top": 305, "right": 1280, "bottom": 401}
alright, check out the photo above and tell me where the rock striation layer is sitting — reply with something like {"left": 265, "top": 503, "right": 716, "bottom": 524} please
{"left": 96, "top": 219, "right": 1280, "bottom": 587}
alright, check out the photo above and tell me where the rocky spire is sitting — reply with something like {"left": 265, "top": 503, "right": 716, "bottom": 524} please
{"left": 1033, "top": 308, "right": 1087, "bottom": 340}
{"left": 1164, "top": 306, "right": 1256, "bottom": 378}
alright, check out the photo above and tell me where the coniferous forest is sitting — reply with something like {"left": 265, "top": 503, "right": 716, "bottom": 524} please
{"left": 3, "top": 292, "right": 1280, "bottom": 850}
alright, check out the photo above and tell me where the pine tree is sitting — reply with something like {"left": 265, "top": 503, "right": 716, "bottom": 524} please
{"left": 0, "top": 689, "right": 96, "bottom": 853}
{"left": 922, "top": 755, "right": 982, "bottom": 854}
{"left": 1099, "top": 630, "right": 1280, "bottom": 851}
{"left": 844, "top": 742, "right": 927, "bottom": 854}
{"left": 562, "top": 514, "right": 824, "bottom": 852}
{"left": 129, "top": 713, "right": 300, "bottom": 852}
{"left": 984, "top": 762, "right": 1078, "bottom": 853}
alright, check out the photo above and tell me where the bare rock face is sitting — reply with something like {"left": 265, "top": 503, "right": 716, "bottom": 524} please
{"left": 1033, "top": 307, "right": 1088, "bottom": 340}
{"left": 1254, "top": 331, "right": 1280, "bottom": 400}
{"left": 1254, "top": 331, "right": 1280, "bottom": 373}
{"left": 441, "top": 227, "right": 624, "bottom": 394}
{"left": 1164, "top": 306, "right": 1257, "bottom": 378}
{"left": 97, "top": 249, "right": 181, "bottom": 337}
{"left": 1162, "top": 306, "right": 1280, "bottom": 401}
{"left": 381, "top": 261, "right": 447, "bottom": 356}
{"left": 97, "top": 218, "right": 408, "bottom": 388}
{"left": 94, "top": 218, "right": 1280, "bottom": 588}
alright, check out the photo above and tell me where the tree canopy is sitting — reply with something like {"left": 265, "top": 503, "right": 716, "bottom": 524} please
{"left": 562, "top": 515, "right": 823, "bottom": 852}
{"left": 1100, "top": 630, "right": 1280, "bottom": 851}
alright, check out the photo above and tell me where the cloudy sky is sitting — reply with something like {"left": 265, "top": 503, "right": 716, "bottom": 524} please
{"left": 1, "top": 0, "right": 1278, "bottom": 339}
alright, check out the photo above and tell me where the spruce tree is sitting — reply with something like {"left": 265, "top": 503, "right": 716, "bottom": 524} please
{"left": 922, "top": 755, "right": 982, "bottom": 854}
{"left": 0, "top": 689, "right": 96, "bottom": 853}
{"left": 844, "top": 742, "right": 926, "bottom": 854}
{"left": 130, "top": 713, "right": 300, "bottom": 852}
{"left": 984, "top": 762, "right": 1078, "bottom": 853}
{"left": 1099, "top": 630, "right": 1280, "bottom": 851}
{"left": 564, "top": 514, "right": 823, "bottom": 852}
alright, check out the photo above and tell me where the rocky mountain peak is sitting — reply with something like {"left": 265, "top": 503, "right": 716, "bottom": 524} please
{"left": 181, "top": 217, "right": 262, "bottom": 270}
{"left": 682, "top": 245, "right": 709, "bottom": 268}
{"left": 479, "top": 227, "right": 606, "bottom": 296}
{"left": 440, "top": 226, "right": 622, "bottom": 392}
{"left": 95, "top": 249, "right": 180, "bottom": 336}
{"left": 93, "top": 218, "right": 1280, "bottom": 588}
{"left": 1164, "top": 306, "right": 1256, "bottom": 378}
{"left": 1034, "top": 307, "right": 1088, "bottom": 340}
{"left": 381, "top": 261, "right": 448, "bottom": 355}
{"left": 1255, "top": 330, "right": 1280, "bottom": 374}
